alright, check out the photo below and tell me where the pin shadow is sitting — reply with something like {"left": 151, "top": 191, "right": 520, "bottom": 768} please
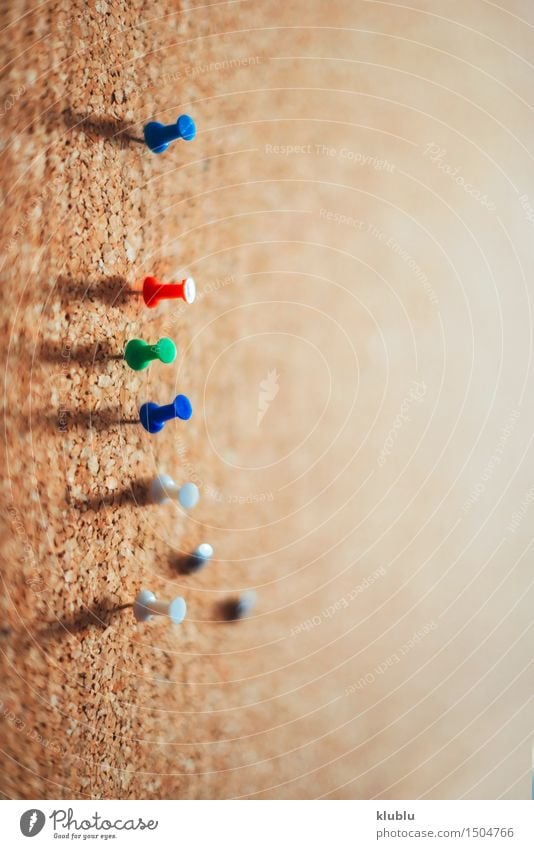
{"left": 217, "top": 593, "right": 256, "bottom": 622}
{"left": 56, "top": 274, "right": 141, "bottom": 308}
{"left": 171, "top": 553, "right": 206, "bottom": 576}
{"left": 35, "top": 405, "right": 139, "bottom": 433}
{"left": 70, "top": 478, "right": 152, "bottom": 512}
{"left": 14, "top": 407, "right": 136, "bottom": 435}
{"left": 39, "top": 600, "right": 131, "bottom": 642}
{"left": 218, "top": 598, "right": 243, "bottom": 622}
{"left": 40, "top": 339, "right": 122, "bottom": 366}
{"left": 0, "top": 601, "right": 133, "bottom": 654}
{"left": 62, "top": 108, "right": 144, "bottom": 147}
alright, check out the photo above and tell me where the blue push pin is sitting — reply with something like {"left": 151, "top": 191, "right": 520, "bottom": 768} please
{"left": 139, "top": 394, "right": 192, "bottom": 434}
{"left": 143, "top": 114, "right": 196, "bottom": 154}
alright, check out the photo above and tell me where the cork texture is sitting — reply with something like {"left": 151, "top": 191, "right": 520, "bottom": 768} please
{"left": 0, "top": 0, "right": 533, "bottom": 799}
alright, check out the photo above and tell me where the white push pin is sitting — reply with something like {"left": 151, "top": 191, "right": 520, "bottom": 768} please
{"left": 235, "top": 590, "right": 256, "bottom": 618}
{"left": 149, "top": 474, "right": 200, "bottom": 509}
{"left": 133, "top": 589, "right": 187, "bottom": 624}
{"left": 188, "top": 543, "right": 214, "bottom": 572}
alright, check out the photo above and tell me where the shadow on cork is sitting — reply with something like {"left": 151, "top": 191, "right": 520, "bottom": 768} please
{"left": 56, "top": 274, "right": 141, "bottom": 308}
{"left": 40, "top": 339, "right": 123, "bottom": 366}
{"left": 61, "top": 108, "right": 144, "bottom": 146}
{"left": 69, "top": 478, "right": 153, "bottom": 512}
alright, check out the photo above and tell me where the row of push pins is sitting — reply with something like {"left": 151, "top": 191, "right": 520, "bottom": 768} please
{"left": 132, "top": 593, "right": 255, "bottom": 625}
{"left": 132, "top": 549, "right": 255, "bottom": 622}
{"left": 124, "top": 277, "right": 195, "bottom": 373}
{"left": 132, "top": 547, "right": 213, "bottom": 623}
{"left": 132, "top": 119, "right": 200, "bottom": 623}
{"left": 132, "top": 575, "right": 255, "bottom": 625}
{"left": 117, "top": 113, "right": 256, "bottom": 626}
{"left": 125, "top": 277, "right": 196, "bottom": 431}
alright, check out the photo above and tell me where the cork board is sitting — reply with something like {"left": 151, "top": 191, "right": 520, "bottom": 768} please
{"left": 1, "top": 0, "right": 533, "bottom": 799}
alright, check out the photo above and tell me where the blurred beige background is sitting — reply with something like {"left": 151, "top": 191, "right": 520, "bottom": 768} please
{"left": 0, "top": 0, "right": 532, "bottom": 799}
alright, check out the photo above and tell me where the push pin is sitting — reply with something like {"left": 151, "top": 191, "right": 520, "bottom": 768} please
{"left": 133, "top": 590, "right": 187, "bottom": 624}
{"left": 143, "top": 276, "right": 196, "bottom": 308}
{"left": 149, "top": 474, "right": 200, "bottom": 510}
{"left": 124, "top": 337, "right": 176, "bottom": 371}
{"left": 187, "top": 543, "right": 214, "bottom": 572}
{"left": 143, "top": 114, "right": 196, "bottom": 154}
{"left": 139, "top": 394, "right": 192, "bottom": 434}
{"left": 223, "top": 591, "right": 257, "bottom": 621}
{"left": 234, "top": 591, "right": 256, "bottom": 618}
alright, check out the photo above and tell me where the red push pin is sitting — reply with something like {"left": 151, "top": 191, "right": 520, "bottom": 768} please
{"left": 143, "top": 276, "right": 196, "bottom": 309}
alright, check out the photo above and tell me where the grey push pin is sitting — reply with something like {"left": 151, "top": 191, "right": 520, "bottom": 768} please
{"left": 133, "top": 590, "right": 187, "bottom": 625}
{"left": 149, "top": 474, "right": 200, "bottom": 510}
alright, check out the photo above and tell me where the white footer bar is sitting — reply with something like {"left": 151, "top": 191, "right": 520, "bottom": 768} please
{"left": 3, "top": 799, "right": 533, "bottom": 848}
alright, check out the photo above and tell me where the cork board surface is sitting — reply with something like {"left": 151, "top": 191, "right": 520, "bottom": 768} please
{"left": 0, "top": 0, "right": 533, "bottom": 799}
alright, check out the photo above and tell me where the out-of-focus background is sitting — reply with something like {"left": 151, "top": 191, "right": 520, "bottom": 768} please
{"left": 0, "top": 0, "right": 532, "bottom": 799}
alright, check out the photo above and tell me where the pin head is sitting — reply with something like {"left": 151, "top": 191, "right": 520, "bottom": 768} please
{"left": 178, "top": 114, "right": 196, "bottom": 141}
{"left": 183, "top": 277, "right": 196, "bottom": 304}
{"left": 178, "top": 482, "right": 199, "bottom": 510}
{"left": 168, "top": 597, "right": 187, "bottom": 625}
{"left": 185, "top": 543, "right": 214, "bottom": 572}
{"left": 155, "top": 337, "right": 177, "bottom": 364}
{"left": 195, "top": 543, "right": 213, "bottom": 560}
{"left": 149, "top": 473, "right": 175, "bottom": 504}
{"left": 174, "top": 394, "right": 193, "bottom": 420}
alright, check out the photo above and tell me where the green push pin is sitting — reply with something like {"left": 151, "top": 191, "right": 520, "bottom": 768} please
{"left": 124, "top": 337, "right": 177, "bottom": 371}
